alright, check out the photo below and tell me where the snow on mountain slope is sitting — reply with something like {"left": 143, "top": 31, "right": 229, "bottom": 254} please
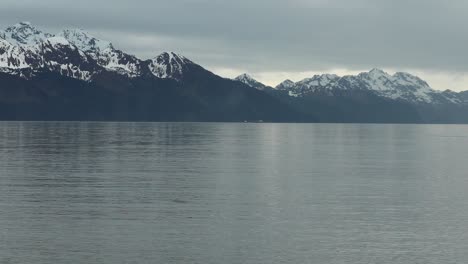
{"left": 96, "top": 49, "right": 144, "bottom": 77}
{"left": 1, "top": 32, "right": 99, "bottom": 81}
{"left": 294, "top": 74, "right": 340, "bottom": 94}
{"left": 1, "top": 22, "right": 146, "bottom": 79}
{"left": 0, "top": 39, "right": 32, "bottom": 69}
{"left": 339, "top": 69, "right": 435, "bottom": 103}
{"left": 148, "top": 52, "right": 194, "bottom": 80}
{"left": 45, "top": 36, "right": 73, "bottom": 47}
{"left": 275, "top": 79, "right": 295, "bottom": 90}
{"left": 59, "top": 29, "right": 113, "bottom": 56}
{"left": 0, "top": 22, "right": 53, "bottom": 46}
{"left": 278, "top": 69, "right": 459, "bottom": 104}
{"left": 59, "top": 29, "right": 143, "bottom": 77}
{"left": 300, "top": 74, "right": 340, "bottom": 88}
{"left": 37, "top": 37, "right": 98, "bottom": 81}
{"left": 234, "top": 73, "right": 269, "bottom": 90}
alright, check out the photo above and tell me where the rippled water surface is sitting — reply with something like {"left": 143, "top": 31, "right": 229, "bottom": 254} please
{"left": 1, "top": 122, "right": 468, "bottom": 263}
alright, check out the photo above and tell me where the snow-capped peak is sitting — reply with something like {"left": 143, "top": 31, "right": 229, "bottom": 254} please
{"left": 59, "top": 29, "right": 113, "bottom": 55}
{"left": 296, "top": 74, "right": 340, "bottom": 90}
{"left": 277, "top": 68, "right": 442, "bottom": 103}
{"left": 393, "top": 72, "right": 430, "bottom": 89}
{"left": 1, "top": 21, "right": 53, "bottom": 46}
{"left": 148, "top": 52, "right": 194, "bottom": 80}
{"left": 234, "top": 73, "right": 268, "bottom": 90}
{"left": 235, "top": 73, "right": 255, "bottom": 82}
{"left": 158, "top": 52, "right": 191, "bottom": 63}
{"left": 58, "top": 28, "right": 144, "bottom": 77}
{"left": 276, "top": 79, "right": 295, "bottom": 90}
{"left": 369, "top": 68, "right": 387, "bottom": 75}
{"left": 360, "top": 68, "right": 391, "bottom": 80}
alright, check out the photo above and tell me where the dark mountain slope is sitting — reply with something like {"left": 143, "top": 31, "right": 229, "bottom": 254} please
{"left": 0, "top": 71, "right": 314, "bottom": 122}
{"left": 266, "top": 89, "right": 422, "bottom": 123}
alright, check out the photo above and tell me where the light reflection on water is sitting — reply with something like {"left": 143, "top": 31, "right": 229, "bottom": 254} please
{"left": 1, "top": 122, "right": 468, "bottom": 263}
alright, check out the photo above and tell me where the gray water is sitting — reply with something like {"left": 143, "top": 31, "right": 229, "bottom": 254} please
{"left": 1, "top": 122, "right": 468, "bottom": 264}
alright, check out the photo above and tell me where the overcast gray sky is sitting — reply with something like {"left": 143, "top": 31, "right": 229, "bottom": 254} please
{"left": 1, "top": 0, "right": 467, "bottom": 91}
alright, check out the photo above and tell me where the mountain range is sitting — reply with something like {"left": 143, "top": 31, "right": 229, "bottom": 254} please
{"left": 1, "top": 22, "right": 467, "bottom": 123}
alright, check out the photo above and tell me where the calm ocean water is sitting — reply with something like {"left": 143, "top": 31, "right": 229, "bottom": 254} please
{"left": 1, "top": 122, "right": 468, "bottom": 263}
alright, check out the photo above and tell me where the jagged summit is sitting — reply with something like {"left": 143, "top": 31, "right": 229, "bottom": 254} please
{"left": 274, "top": 69, "right": 455, "bottom": 104}
{"left": 0, "top": 22, "right": 184, "bottom": 79}
{"left": 276, "top": 79, "right": 295, "bottom": 90}
{"left": 59, "top": 29, "right": 113, "bottom": 55}
{"left": 393, "top": 72, "right": 430, "bottom": 87}
{"left": 234, "top": 73, "right": 269, "bottom": 90}
{"left": 235, "top": 73, "right": 255, "bottom": 81}
{"left": 155, "top": 52, "right": 192, "bottom": 63}
{"left": 1, "top": 21, "right": 53, "bottom": 46}
{"left": 234, "top": 73, "right": 257, "bottom": 84}
{"left": 298, "top": 74, "right": 340, "bottom": 89}
{"left": 0, "top": 22, "right": 200, "bottom": 80}
{"left": 369, "top": 68, "right": 387, "bottom": 74}
{"left": 148, "top": 52, "right": 195, "bottom": 80}
{"left": 58, "top": 28, "right": 143, "bottom": 77}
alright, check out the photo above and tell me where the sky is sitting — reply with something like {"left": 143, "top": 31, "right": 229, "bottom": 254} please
{"left": 1, "top": 0, "right": 468, "bottom": 91}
